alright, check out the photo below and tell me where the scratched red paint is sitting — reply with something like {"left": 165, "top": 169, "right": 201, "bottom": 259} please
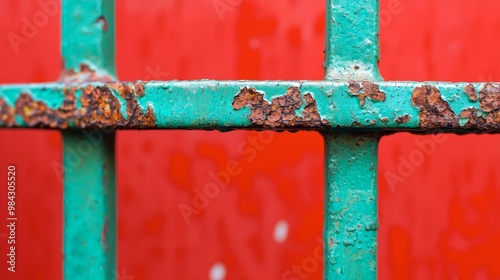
{"left": 1, "top": 0, "right": 500, "bottom": 280}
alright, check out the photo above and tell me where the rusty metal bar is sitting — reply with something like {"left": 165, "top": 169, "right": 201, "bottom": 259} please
{"left": 323, "top": 1, "right": 382, "bottom": 279}
{"left": 60, "top": 0, "right": 117, "bottom": 279}
{"left": 0, "top": 81, "right": 495, "bottom": 132}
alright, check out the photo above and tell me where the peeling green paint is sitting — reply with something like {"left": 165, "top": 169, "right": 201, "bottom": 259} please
{"left": 3, "top": 81, "right": 500, "bottom": 132}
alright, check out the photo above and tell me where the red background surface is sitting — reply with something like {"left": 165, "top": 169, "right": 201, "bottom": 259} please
{"left": 1, "top": 0, "right": 500, "bottom": 279}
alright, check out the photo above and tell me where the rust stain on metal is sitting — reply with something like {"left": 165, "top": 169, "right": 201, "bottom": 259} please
{"left": 232, "top": 86, "right": 330, "bottom": 128}
{"left": 411, "top": 85, "right": 459, "bottom": 129}
{"left": 460, "top": 83, "right": 500, "bottom": 130}
{"left": 478, "top": 83, "right": 500, "bottom": 112}
{"left": 96, "top": 15, "right": 108, "bottom": 31}
{"left": 0, "top": 98, "right": 16, "bottom": 127}
{"left": 379, "top": 117, "right": 389, "bottom": 123}
{"left": 394, "top": 114, "right": 410, "bottom": 124}
{"left": 464, "top": 84, "right": 477, "bottom": 102}
{"left": 13, "top": 82, "right": 155, "bottom": 129}
{"left": 348, "top": 80, "right": 386, "bottom": 106}
{"left": 58, "top": 64, "right": 114, "bottom": 84}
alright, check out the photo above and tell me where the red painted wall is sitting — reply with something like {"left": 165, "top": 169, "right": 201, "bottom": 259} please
{"left": 1, "top": 0, "right": 500, "bottom": 279}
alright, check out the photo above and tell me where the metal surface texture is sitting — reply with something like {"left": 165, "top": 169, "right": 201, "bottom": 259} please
{"left": 324, "top": 133, "right": 379, "bottom": 279}
{"left": 61, "top": 0, "right": 117, "bottom": 279}
{"left": 62, "top": 131, "right": 116, "bottom": 280}
{"left": 0, "top": 0, "right": 490, "bottom": 278}
{"left": 2, "top": 81, "right": 500, "bottom": 132}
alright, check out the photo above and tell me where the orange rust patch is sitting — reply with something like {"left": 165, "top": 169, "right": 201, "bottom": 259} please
{"left": 459, "top": 83, "right": 500, "bottom": 130}
{"left": 348, "top": 80, "right": 386, "bottom": 106}
{"left": 13, "top": 82, "right": 155, "bottom": 129}
{"left": 0, "top": 98, "right": 16, "bottom": 127}
{"left": 232, "top": 86, "right": 330, "bottom": 128}
{"left": 394, "top": 115, "right": 411, "bottom": 124}
{"left": 464, "top": 84, "right": 477, "bottom": 102}
{"left": 411, "top": 85, "right": 459, "bottom": 129}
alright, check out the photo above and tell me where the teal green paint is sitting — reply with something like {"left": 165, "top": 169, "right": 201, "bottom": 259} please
{"left": 62, "top": 0, "right": 115, "bottom": 76}
{"left": 323, "top": 133, "right": 379, "bottom": 279}
{"left": 324, "top": 0, "right": 382, "bottom": 80}
{"left": 62, "top": 131, "right": 116, "bottom": 280}
{"left": 0, "top": 81, "right": 491, "bottom": 131}
{"left": 0, "top": 85, "right": 66, "bottom": 109}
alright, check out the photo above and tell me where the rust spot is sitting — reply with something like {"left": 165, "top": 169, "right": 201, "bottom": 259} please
{"left": 58, "top": 64, "right": 114, "bottom": 84}
{"left": 379, "top": 117, "right": 389, "bottom": 123}
{"left": 14, "top": 82, "right": 155, "bottom": 129}
{"left": 412, "top": 83, "right": 500, "bottom": 130}
{"left": 411, "top": 85, "right": 459, "bottom": 129}
{"left": 0, "top": 98, "right": 16, "bottom": 127}
{"left": 96, "top": 15, "right": 108, "bottom": 31}
{"left": 394, "top": 114, "right": 410, "bottom": 124}
{"left": 464, "top": 84, "right": 477, "bottom": 102}
{"left": 459, "top": 83, "right": 500, "bottom": 130}
{"left": 232, "top": 86, "right": 330, "bottom": 128}
{"left": 479, "top": 83, "right": 500, "bottom": 112}
{"left": 347, "top": 80, "right": 386, "bottom": 106}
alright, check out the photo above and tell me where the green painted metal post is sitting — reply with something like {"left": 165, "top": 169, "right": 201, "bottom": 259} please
{"left": 61, "top": 0, "right": 117, "bottom": 279}
{"left": 323, "top": 133, "right": 379, "bottom": 279}
{"left": 324, "top": 0, "right": 382, "bottom": 80}
{"left": 61, "top": 0, "right": 116, "bottom": 77}
{"left": 62, "top": 131, "right": 116, "bottom": 279}
{"left": 323, "top": 0, "right": 381, "bottom": 279}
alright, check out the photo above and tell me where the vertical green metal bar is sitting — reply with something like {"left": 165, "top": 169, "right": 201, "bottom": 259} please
{"left": 61, "top": 0, "right": 117, "bottom": 278}
{"left": 63, "top": 131, "right": 116, "bottom": 280}
{"left": 324, "top": 0, "right": 382, "bottom": 80}
{"left": 62, "top": 0, "right": 116, "bottom": 76}
{"left": 323, "top": 133, "right": 379, "bottom": 279}
{"left": 323, "top": 0, "right": 381, "bottom": 278}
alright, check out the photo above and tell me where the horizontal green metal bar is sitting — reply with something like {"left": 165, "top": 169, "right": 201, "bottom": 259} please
{"left": 0, "top": 80, "right": 497, "bottom": 132}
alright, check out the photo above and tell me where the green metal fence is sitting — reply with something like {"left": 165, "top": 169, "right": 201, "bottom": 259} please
{"left": 0, "top": 0, "right": 493, "bottom": 279}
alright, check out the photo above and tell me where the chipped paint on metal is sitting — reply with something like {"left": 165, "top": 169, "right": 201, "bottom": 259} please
{"left": 0, "top": 98, "right": 15, "bottom": 127}
{"left": 394, "top": 115, "right": 411, "bottom": 124}
{"left": 7, "top": 82, "right": 155, "bottom": 129}
{"left": 348, "top": 80, "right": 386, "bottom": 106}
{"left": 464, "top": 84, "right": 477, "bottom": 102}
{"left": 232, "top": 86, "right": 330, "bottom": 128}
{"left": 6, "top": 81, "right": 500, "bottom": 131}
{"left": 59, "top": 64, "right": 115, "bottom": 84}
{"left": 411, "top": 85, "right": 459, "bottom": 129}
{"left": 411, "top": 83, "right": 500, "bottom": 130}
